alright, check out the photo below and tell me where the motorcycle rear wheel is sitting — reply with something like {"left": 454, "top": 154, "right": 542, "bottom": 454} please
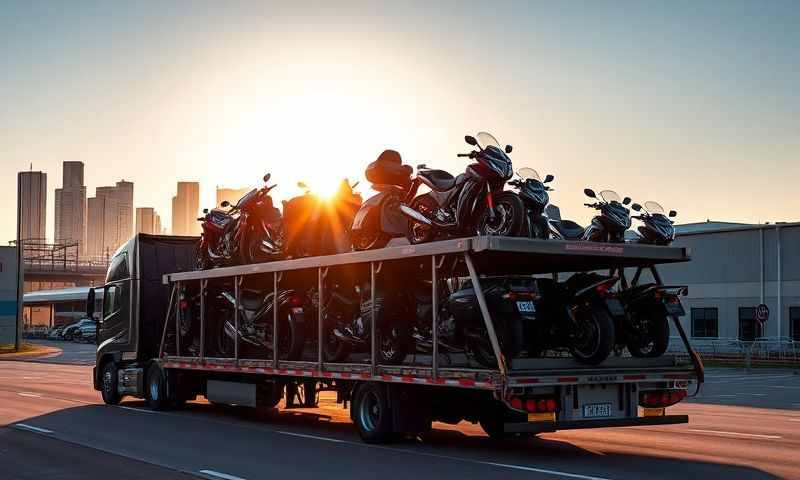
{"left": 352, "top": 231, "right": 390, "bottom": 251}
{"left": 569, "top": 306, "right": 615, "bottom": 365}
{"left": 408, "top": 195, "right": 438, "bottom": 244}
{"left": 627, "top": 310, "right": 669, "bottom": 358}
{"left": 476, "top": 192, "right": 525, "bottom": 237}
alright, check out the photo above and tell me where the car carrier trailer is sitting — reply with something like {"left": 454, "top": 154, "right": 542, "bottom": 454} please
{"left": 93, "top": 234, "right": 703, "bottom": 443}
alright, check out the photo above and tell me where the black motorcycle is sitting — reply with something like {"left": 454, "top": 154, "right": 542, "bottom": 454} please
{"left": 351, "top": 132, "right": 525, "bottom": 250}
{"left": 532, "top": 273, "right": 620, "bottom": 365}
{"left": 508, "top": 168, "right": 554, "bottom": 239}
{"left": 176, "top": 281, "right": 307, "bottom": 360}
{"left": 549, "top": 188, "right": 632, "bottom": 242}
{"left": 195, "top": 174, "right": 283, "bottom": 269}
{"left": 631, "top": 201, "right": 677, "bottom": 245}
{"left": 319, "top": 273, "right": 410, "bottom": 365}
{"left": 409, "top": 276, "right": 534, "bottom": 368}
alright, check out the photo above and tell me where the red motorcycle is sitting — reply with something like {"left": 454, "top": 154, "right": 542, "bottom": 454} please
{"left": 196, "top": 173, "right": 283, "bottom": 269}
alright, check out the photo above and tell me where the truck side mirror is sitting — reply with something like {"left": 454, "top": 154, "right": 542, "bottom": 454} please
{"left": 86, "top": 289, "right": 95, "bottom": 320}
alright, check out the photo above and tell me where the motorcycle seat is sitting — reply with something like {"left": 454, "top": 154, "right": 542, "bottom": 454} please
{"left": 550, "top": 219, "right": 584, "bottom": 240}
{"left": 418, "top": 169, "right": 456, "bottom": 191}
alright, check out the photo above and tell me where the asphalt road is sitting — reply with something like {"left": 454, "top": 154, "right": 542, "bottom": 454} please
{"left": 1, "top": 345, "right": 798, "bottom": 480}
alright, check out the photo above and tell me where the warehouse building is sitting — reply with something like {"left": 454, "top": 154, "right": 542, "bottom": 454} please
{"left": 656, "top": 221, "right": 800, "bottom": 346}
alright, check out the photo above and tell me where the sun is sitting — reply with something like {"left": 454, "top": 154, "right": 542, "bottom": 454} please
{"left": 303, "top": 176, "right": 344, "bottom": 200}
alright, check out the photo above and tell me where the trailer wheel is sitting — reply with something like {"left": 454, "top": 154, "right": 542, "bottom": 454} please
{"left": 352, "top": 383, "right": 394, "bottom": 443}
{"left": 146, "top": 363, "right": 172, "bottom": 410}
{"left": 100, "top": 361, "right": 121, "bottom": 405}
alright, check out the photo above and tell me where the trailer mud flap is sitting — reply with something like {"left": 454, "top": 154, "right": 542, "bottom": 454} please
{"left": 388, "top": 384, "right": 432, "bottom": 435}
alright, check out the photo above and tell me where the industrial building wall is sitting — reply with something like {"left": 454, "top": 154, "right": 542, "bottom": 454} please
{"left": 656, "top": 224, "right": 800, "bottom": 342}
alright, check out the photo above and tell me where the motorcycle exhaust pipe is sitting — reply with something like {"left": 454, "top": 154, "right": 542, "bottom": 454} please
{"left": 398, "top": 204, "right": 453, "bottom": 228}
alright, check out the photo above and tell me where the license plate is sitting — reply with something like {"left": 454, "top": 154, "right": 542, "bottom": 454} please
{"left": 516, "top": 301, "right": 535, "bottom": 313}
{"left": 582, "top": 403, "right": 613, "bottom": 418}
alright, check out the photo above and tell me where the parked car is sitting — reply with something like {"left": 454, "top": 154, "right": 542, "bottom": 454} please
{"left": 73, "top": 323, "right": 97, "bottom": 343}
{"left": 48, "top": 326, "right": 65, "bottom": 340}
{"left": 62, "top": 318, "right": 94, "bottom": 341}
{"left": 24, "top": 325, "right": 49, "bottom": 339}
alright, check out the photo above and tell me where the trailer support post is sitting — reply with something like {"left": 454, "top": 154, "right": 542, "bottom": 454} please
{"left": 431, "top": 255, "right": 438, "bottom": 380}
{"left": 234, "top": 276, "right": 241, "bottom": 363}
{"left": 158, "top": 284, "right": 176, "bottom": 358}
{"left": 200, "top": 279, "right": 207, "bottom": 362}
{"left": 175, "top": 281, "right": 181, "bottom": 357}
{"left": 318, "top": 267, "right": 325, "bottom": 371}
{"left": 463, "top": 252, "right": 507, "bottom": 376}
{"left": 273, "top": 271, "right": 279, "bottom": 369}
{"left": 370, "top": 261, "right": 376, "bottom": 375}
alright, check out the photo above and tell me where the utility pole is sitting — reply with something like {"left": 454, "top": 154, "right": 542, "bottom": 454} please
{"left": 15, "top": 174, "right": 24, "bottom": 351}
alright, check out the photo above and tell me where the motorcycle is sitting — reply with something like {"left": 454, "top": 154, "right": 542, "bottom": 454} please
{"left": 318, "top": 272, "right": 410, "bottom": 365}
{"left": 177, "top": 282, "right": 307, "bottom": 360}
{"left": 549, "top": 188, "right": 632, "bottom": 242}
{"left": 631, "top": 200, "right": 677, "bottom": 245}
{"left": 531, "top": 273, "right": 620, "bottom": 365}
{"left": 350, "top": 132, "right": 525, "bottom": 250}
{"left": 195, "top": 173, "right": 283, "bottom": 269}
{"left": 283, "top": 179, "right": 362, "bottom": 258}
{"left": 410, "top": 276, "right": 534, "bottom": 368}
{"left": 508, "top": 168, "right": 555, "bottom": 239}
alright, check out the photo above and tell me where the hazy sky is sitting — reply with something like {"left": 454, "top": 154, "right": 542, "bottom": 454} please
{"left": 1, "top": 0, "right": 798, "bottom": 243}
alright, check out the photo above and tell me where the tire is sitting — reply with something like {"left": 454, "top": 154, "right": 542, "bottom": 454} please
{"left": 570, "top": 306, "right": 615, "bottom": 365}
{"left": 100, "top": 361, "right": 121, "bottom": 405}
{"left": 478, "top": 400, "right": 529, "bottom": 440}
{"left": 352, "top": 383, "right": 394, "bottom": 443}
{"left": 627, "top": 310, "right": 670, "bottom": 358}
{"left": 352, "top": 231, "right": 390, "bottom": 251}
{"left": 195, "top": 240, "right": 210, "bottom": 270}
{"left": 323, "top": 326, "right": 351, "bottom": 362}
{"left": 408, "top": 195, "right": 437, "bottom": 244}
{"left": 277, "top": 310, "right": 305, "bottom": 361}
{"left": 476, "top": 192, "right": 525, "bottom": 237}
{"left": 377, "top": 325, "right": 408, "bottom": 365}
{"left": 146, "top": 363, "right": 172, "bottom": 410}
{"left": 465, "top": 316, "right": 523, "bottom": 368}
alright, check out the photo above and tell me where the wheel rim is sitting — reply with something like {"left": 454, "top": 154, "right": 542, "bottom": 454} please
{"left": 103, "top": 370, "right": 113, "bottom": 395}
{"left": 149, "top": 375, "right": 159, "bottom": 401}
{"left": 379, "top": 327, "right": 401, "bottom": 361}
{"left": 573, "top": 310, "right": 600, "bottom": 358}
{"left": 410, "top": 199, "right": 436, "bottom": 243}
{"left": 359, "top": 390, "right": 381, "bottom": 432}
{"left": 481, "top": 201, "right": 515, "bottom": 236}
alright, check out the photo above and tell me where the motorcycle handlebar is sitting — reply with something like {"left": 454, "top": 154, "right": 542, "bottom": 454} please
{"left": 457, "top": 153, "right": 471, "bottom": 158}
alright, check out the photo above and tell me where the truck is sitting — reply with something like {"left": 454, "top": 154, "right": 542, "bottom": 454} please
{"left": 91, "top": 233, "right": 704, "bottom": 443}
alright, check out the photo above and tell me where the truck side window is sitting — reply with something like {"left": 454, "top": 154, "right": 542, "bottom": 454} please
{"left": 107, "top": 253, "right": 130, "bottom": 282}
{"left": 103, "top": 285, "right": 121, "bottom": 320}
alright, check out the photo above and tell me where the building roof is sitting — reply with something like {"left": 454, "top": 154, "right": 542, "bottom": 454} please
{"left": 24, "top": 286, "right": 100, "bottom": 305}
{"left": 676, "top": 220, "right": 800, "bottom": 236}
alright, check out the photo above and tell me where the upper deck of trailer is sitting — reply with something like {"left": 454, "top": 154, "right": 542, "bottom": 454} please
{"left": 163, "top": 236, "right": 690, "bottom": 283}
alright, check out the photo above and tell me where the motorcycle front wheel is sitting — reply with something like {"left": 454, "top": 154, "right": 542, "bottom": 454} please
{"left": 377, "top": 325, "right": 408, "bottom": 365}
{"left": 476, "top": 192, "right": 525, "bottom": 237}
{"left": 569, "top": 306, "right": 615, "bottom": 365}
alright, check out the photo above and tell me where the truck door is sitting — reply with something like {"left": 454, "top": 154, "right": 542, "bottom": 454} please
{"left": 98, "top": 252, "right": 132, "bottom": 348}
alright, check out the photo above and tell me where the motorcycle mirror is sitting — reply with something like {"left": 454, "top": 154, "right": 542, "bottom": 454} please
{"left": 623, "top": 197, "right": 631, "bottom": 205}
{"left": 505, "top": 144, "right": 513, "bottom": 154}
{"left": 465, "top": 135, "right": 478, "bottom": 146}
{"left": 220, "top": 201, "right": 230, "bottom": 208}
{"left": 85, "top": 288, "right": 95, "bottom": 320}
{"left": 297, "top": 181, "right": 307, "bottom": 189}
{"left": 631, "top": 203, "right": 642, "bottom": 211}
{"left": 669, "top": 210, "right": 677, "bottom": 218}
{"left": 583, "top": 188, "right": 596, "bottom": 198}
{"left": 203, "top": 208, "right": 209, "bottom": 214}
{"left": 544, "top": 174, "right": 554, "bottom": 183}
{"left": 263, "top": 173, "right": 271, "bottom": 183}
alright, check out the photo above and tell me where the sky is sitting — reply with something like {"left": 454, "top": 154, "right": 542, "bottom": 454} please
{"left": 1, "top": 0, "right": 798, "bottom": 244}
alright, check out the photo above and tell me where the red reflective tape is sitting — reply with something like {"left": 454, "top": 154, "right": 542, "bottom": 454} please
{"left": 458, "top": 379, "right": 476, "bottom": 386}
{"left": 293, "top": 369, "right": 304, "bottom": 376}
{"left": 624, "top": 374, "right": 646, "bottom": 380}
{"left": 402, "top": 376, "right": 414, "bottom": 383}
{"left": 558, "top": 377, "right": 579, "bottom": 383}
{"left": 360, "top": 373, "right": 371, "bottom": 379}
{"left": 340, "top": 372, "right": 352, "bottom": 379}
{"left": 278, "top": 369, "right": 288, "bottom": 375}
{"left": 381, "top": 374, "right": 393, "bottom": 381}
{"left": 322, "top": 372, "right": 333, "bottom": 378}
{"left": 515, "top": 378, "right": 540, "bottom": 385}
{"left": 429, "top": 378, "right": 446, "bottom": 385}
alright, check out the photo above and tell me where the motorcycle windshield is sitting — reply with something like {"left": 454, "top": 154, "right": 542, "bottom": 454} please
{"left": 599, "top": 190, "right": 621, "bottom": 203}
{"left": 517, "top": 167, "right": 541, "bottom": 181}
{"left": 476, "top": 132, "right": 501, "bottom": 150}
{"left": 644, "top": 201, "right": 665, "bottom": 215}
{"left": 235, "top": 188, "right": 258, "bottom": 209}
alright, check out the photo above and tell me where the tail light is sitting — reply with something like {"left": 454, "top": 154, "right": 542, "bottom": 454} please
{"left": 502, "top": 291, "right": 538, "bottom": 301}
{"left": 508, "top": 395, "right": 558, "bottom": 413}
{"left": 595, "top": 278, "right": 617, "bottom": 296}
{"left": 639, "top": 389, "right": 687, "bottom": 408}
{"left": 288, "top": 295, "right": 304, "bottom": 308}
{"left": 179, "top": 299, "right": 189, "bottom": 310}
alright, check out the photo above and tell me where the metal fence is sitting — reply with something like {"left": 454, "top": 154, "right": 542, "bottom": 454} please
{"left": 669, "top": 336, "right": 799, "bottom": 365}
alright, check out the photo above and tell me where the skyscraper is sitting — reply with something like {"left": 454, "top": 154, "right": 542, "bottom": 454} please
{"left": 216, "top": 186, "right": 249, "bottom": 208}
{"left": 114, "top": 180, "right": 134, "bottom": 243}
{"left": 90, "top": 180, "right": 135, "bottom": 254}
{"left": 17, "top": 170, "right": 47, "bottom": 241}
{"left": 87, "top": 195, "right": 119, "bottom": 260}
{"left": 54, "top": 161, "right": 86, "bottom": 254}
{"left": 171, "top": 182, "right": 200, "bottom": 236}
{"left": 135, "top": 207, "right": 161, "bottom": 235}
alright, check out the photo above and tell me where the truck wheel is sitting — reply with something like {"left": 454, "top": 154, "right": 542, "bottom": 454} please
{"left": 352, "top": 383, "right": 394, "bottom": 444}
{"left": 146, "top": 363, "right": 172, "bottom": 410}
{"left": 100, "top": 361, "right": 121, "bottom": 405}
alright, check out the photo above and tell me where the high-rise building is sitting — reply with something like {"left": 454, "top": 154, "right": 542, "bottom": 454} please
{"left": 216, "top": 186, "right": 250, "bottom": 208}
{"left": 90, "top": 180, "right": 135, "bottom": 254}
{"left": 135, "top": 207, "right": 161, "bottom": 235}
{"left": 171, "top": 182, "right": 200, "bottom": 236}
{"left": 114, "top": 180, "right": 134, "bottom": 243}
{"left": 87, "top": 195, "right": 119, "bottom": 260}
{"left": 54, "top": 161, "right": 86, "bottom": 254}
{"left": 17, "top": 170, "right": 47, "bottom": 241}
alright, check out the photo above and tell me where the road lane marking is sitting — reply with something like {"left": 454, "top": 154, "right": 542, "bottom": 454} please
{"left": 765, "top": 385, "right": 800, "bottom": 389}
{"left": 275, "top": 430, "right": 618, "bottom": 480}
{"left": 117, "top": 405, "right": 159, "bottom": 414}
{"left": 734, "top": 393, "right": 766, "bottom": 396}
{"left": 198, "top": 470, "right": 247, "bottom": 480}
{"left": 688, "top": 429, "right": 781, "bottom": 439}
{"left": 789, "top": 419, "right": 800, "bottom": 422}
{"left": 14, "top": 423, "right": 53, "bottom": 434}
{"left": 17, "top": 392, "right": 42, "bottom": 398}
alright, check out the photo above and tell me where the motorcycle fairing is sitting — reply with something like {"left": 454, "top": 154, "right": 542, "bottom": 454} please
{"left": 351, "top": 190, "right": 408, "bottom": 236}
{"left": 454, "top": 178, "right": 485, "bottom": 229}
